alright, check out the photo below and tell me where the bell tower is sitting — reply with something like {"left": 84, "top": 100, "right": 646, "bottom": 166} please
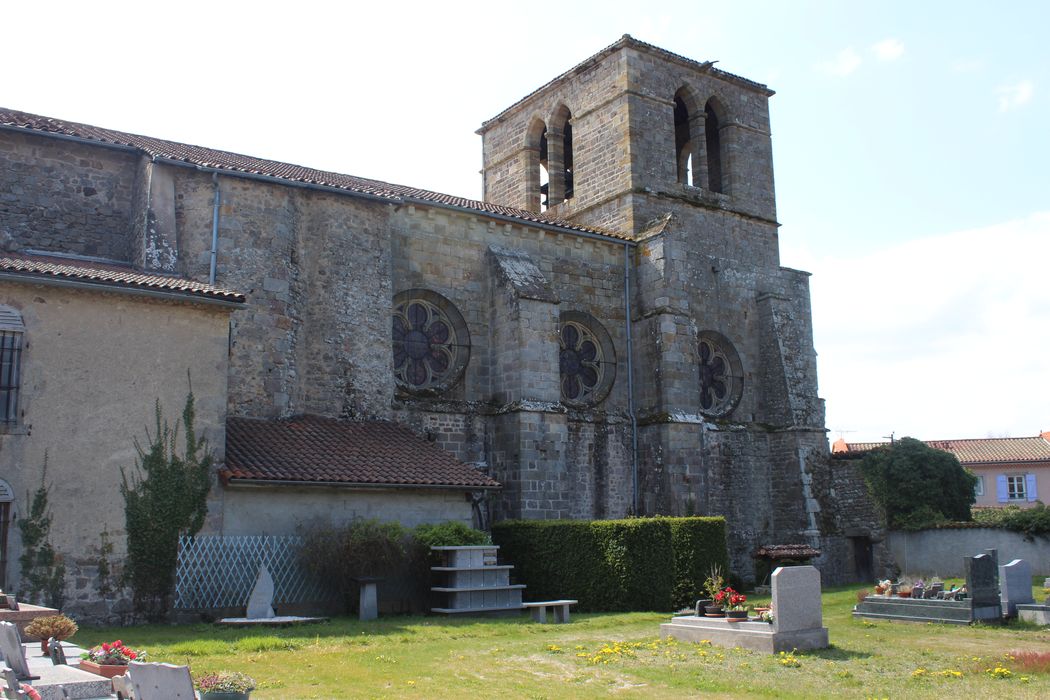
{"left": 478, "top": 34, "right": 778, "bottom": 240}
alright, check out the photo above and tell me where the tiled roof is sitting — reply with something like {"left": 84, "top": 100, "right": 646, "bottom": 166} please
{"left": 0, "top": 252, "right": 246, "bottom": 304}
{"left": 479, "top": 34, "right": 773, "bottom": 131}
{"left": 0, "top": 107, "right": 629, "bottom": 242}
{"left": 223, "top": 415, "right": 501, "bottom": 489}
{"left": 839, "top": 436, "right": 1050, "bottom": 465}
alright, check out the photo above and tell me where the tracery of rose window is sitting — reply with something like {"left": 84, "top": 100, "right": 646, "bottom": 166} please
{"left": 392, "top": 292, "right": 469, "bottom": 393}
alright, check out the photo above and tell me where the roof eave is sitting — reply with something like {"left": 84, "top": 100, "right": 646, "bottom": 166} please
{"left": 222, "top": 476, "right": 501, "bottom": 491}
{"left": 0, "top": 270, "right": 246, "bottom": 308}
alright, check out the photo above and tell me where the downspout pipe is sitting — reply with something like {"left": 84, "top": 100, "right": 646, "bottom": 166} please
{"left": 209, "top": 173, "right": 220, "bottom": 285}
{"left": 624, "top": 242, "right": 639, "bottom": 514}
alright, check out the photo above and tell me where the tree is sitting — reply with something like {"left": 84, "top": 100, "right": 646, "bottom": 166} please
{"left": 121, "top": 392, "right": 212, "bottom": 621}
{"left": 859, "top": 437, "right": 977, "bottom": 529}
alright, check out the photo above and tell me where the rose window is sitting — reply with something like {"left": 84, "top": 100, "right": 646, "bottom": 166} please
{"left": 559, "top": 312, "right": 616, "bottom": 407}
{"left": 697, "top": 332, "right": 742, "bottom": 417}
{"left": 392, "top": 291, "right": 469, "bottom": 394}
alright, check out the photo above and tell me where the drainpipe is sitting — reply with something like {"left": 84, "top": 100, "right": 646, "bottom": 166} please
{"left": 624, "top": 242, "right": 639, "bottom": 514}
{"left": 209, "top": 173, "right": 221, "bottom": 285}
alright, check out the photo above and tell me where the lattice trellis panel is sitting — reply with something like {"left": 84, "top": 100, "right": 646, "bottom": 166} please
{"left": 174, "top": 535, "right": 332, "bottom": 610}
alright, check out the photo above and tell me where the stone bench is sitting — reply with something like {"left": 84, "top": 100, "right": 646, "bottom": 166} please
{"left": 522, "top": 600, "right": 577, "bottom": 624}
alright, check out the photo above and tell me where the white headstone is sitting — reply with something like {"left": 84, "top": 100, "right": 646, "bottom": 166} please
{"left": 127, "top": 661, "right": 197, "bottom": 699}
{"left": 0, "top": 621, "right": 31, "bottom": 679}
{"left": 246, "top": 564, "right": 276, "bottom": 619}
{"left": 771, "top": 565, "right": 823, "bottom": 633}
{"left": 1000, "top": 559, "right": 1034, "bottom": 617}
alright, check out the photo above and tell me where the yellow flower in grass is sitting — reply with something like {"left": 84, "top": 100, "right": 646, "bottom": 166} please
{"left": 911, "top": 667, "right": 928, "bottom": 678}
{"left": 547, "top": 644, "right": 563, "bottom": 653}
{"left": 988, "top": 666, "right": 1012, "bottom": 679}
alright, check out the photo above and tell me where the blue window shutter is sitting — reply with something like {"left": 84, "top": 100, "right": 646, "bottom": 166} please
{"left": 996, "top": 475, "right": 1009, "bottom": 503}
{"left": 1026, "top": 473, "right": 1037, "bottom": 502}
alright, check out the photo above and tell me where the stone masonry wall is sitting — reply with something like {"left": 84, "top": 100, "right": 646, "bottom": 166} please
{"left": 0, "top": 130, "right": 137, "bottom": 260}
{"left": 167, "top": 166, "right": 394, "bottom": 421}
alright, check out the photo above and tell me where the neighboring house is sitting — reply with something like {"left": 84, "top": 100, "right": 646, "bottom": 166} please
{"left": 832, "top": 434, "right": 1049, "bottom": 508}
{"left": 0, "top": 36, "right": 882, "bottom": 617}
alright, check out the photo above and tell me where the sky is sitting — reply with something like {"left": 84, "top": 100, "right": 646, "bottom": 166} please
{"left": 4, "top": 1, "right": 1048, "bottom": 442}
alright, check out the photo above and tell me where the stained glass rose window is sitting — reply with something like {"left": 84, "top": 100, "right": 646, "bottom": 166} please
{"left": 697, "top": 331, "right": 742, "bottom": 417}
{"left": 559, "top": 312, "right": 615, "bottom": 407}
{"left": 392, "top": 290, "right": 470, "bottom": 394}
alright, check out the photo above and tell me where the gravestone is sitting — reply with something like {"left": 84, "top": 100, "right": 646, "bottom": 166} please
{"left": 0, "top": 621, "right": 33, "bottom": 680}
{"left": 661, "top": 565, "right": 828, "bottom": 652}
{"left": 354, "top": 577, "right": 382, "bottom": 622}
{"left": 964, "top": 553, "right": 1001, "bottom": 621}
{"left": 246, "top": 565, "right": 276, "bottom": 619}
{"left": 772, "top": 565, "right": 824, "bottom": 633}
{"left": 999, "top": 559, "right": 1034, "bottom": 617}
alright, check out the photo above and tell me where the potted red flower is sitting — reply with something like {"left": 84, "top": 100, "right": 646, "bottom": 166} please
{"left": 79, "top": 639, "right": 147, "bottom": 678}
{"left": 725, "top": 590, "right": 749, "bottom": 621}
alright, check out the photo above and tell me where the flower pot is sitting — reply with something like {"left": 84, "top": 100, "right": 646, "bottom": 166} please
{"left": 202, "top": 693, "right": 250, "bottom": 700}
{"left": 898, "top": 591, "right": 912, "bottom": 599}
{"left": 726, "top": 610, "right": 748, "bottom": 621}
{"left": 79, "top": 660, "right": 128, "bottom": 678}
{"left": 704, "top": 605, "right": 724, "bottom": 617}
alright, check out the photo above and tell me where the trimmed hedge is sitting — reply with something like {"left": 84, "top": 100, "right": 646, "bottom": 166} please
{"left": 491, "top": 516, "right": 728, "bottom": 612}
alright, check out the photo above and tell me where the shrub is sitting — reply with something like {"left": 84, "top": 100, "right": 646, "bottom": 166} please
{"left": 972, "top": 503, "right": 1050, "bottom": 540}
{"left": 413, "top": 521, "right": 490, "bottom": 548}
{"left": 491, "top": 516, "right": 727, "bottom": 612}
{"left": 299, "top": 519, "right": 410, "bottom": 612}
{"left": 23, "top": 614, "right": 77, "bottom": 643}
{"left": 859, "top": 437, "right": 977, "bottom": 528}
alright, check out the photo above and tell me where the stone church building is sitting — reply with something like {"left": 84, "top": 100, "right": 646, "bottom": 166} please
{"left": 0, "top": 36, "right": 881, "bottom": 616}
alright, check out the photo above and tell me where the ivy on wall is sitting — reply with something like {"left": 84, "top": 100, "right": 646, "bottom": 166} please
{"left": 17, "top": 455, "right": 66, "bottom": 608}
{"left": 121, "top": 392, "right": 212, "bottom": 621}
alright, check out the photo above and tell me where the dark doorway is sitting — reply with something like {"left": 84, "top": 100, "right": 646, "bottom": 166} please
{"left": 850, "top": 536, "right": 874, "bottom": 582}
{"left": 0, "top": 501, "right": 9, "bottom": 590}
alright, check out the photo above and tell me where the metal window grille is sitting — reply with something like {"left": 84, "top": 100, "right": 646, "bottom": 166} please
{"left": 174, "top": 535, "right": 334, "bottom": 610}
{"left": 0, "top": 331, "right": 22, "bottom": 424}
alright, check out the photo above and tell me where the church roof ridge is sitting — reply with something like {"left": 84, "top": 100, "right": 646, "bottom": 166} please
{"left": 0, "top": 107, "right": 631, "bottom": 243}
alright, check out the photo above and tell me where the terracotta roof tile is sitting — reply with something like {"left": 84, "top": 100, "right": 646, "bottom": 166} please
{"left": 841, "top": 436, "right": 1050, "bottom": 465}
{"left": 0, "top": 252, "right": 245, "bottom": 304}
{"left": 0, "top": 107, "right": 629, "bottom": 242}
{"left": 224, "top": 415, "right": 501, "bottom": 489}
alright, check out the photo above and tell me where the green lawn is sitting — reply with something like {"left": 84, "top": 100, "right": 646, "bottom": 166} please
{"left": 76, "top": 586, "right": 1050, "bottom": 699}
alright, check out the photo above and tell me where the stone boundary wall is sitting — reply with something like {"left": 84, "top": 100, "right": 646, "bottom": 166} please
{"left": 888, "top": 528, "right": 1050, "bottom": 577}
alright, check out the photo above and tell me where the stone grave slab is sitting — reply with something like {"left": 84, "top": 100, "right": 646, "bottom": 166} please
{"left": 999, "top": 559, "right": 1034, "bottom": 617}
{"left": 246, "top": 565, "right": 276, "bottom": 619}
{"left": 1017, "top": 603, "right": 1050, "bottom": 626}
{"left": 218, "top": 563, "right": 326, "bottom": 627}
{"left": 0, "top": 604, "right": 59, "bottom": 638}
{"left": 965, "top": 553, "right": 1002, "bottom": 621}
{"left": 660, "top": 565, "right": 828, "bottom": 653}
{"left": 0, "top": 637, "right": 112, "bottom": 700}
{"left": 853, "top": 596, "right": 973, "bottom": 624}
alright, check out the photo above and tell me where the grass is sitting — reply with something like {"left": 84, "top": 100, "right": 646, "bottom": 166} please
{"left": 73, "top": 586, "right": 1050, "bottom": 699}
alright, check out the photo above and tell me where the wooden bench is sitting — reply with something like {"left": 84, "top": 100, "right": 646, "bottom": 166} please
{"left": 522, "top": 600, "right": 577, "bottom": 624}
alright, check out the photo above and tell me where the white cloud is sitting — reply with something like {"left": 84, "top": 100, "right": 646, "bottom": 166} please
{"left": 794, "top": 212, "right": 1050, "bottom": 442}
{"left": 816, "top": 48, "right": 861, "bottom": 77}
{"left": 996, "top": 80, "right": 1035, "bottom": 112}
{"left": 871, "top": 38, "right": 905, "bottom": 61}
